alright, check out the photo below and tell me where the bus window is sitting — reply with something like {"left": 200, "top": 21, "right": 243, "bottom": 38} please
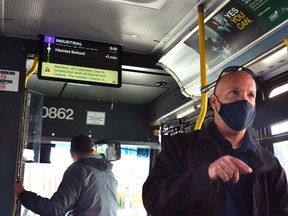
{"left": 113, "top": 145, "right": 150, "bottom": 216}
{"left": 273, "top": 140, "right": 288, "bottom": 176}
{"left": 269, "top": 83, "right": 288, "bottom": 98}
{"left": 269, "top": 83, "right": 288, "bottom": 176}
{"left": 271, "top": 120, "right": 288, "bottom": 135}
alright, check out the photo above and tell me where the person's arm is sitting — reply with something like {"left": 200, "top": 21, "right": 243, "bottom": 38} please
{"left": 18, "top": 165, "right": 83, "bottom": 216}
{"left": 142, "top": 133, "right": 217, "bottom": 215}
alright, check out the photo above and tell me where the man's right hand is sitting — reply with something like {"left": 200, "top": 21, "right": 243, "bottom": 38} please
{"left": 15, "top": 176, "right": 25, "bottom": 198}
{"left": 208, "top": 155, "right": 253, "bottom": 183}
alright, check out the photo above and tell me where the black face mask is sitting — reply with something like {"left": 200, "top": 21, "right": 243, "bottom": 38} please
{"left": 215, "top": 95, "right": 256, "bottom": 131}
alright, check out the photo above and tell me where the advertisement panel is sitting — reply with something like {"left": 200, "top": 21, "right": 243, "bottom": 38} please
{"left": 185, "top": 0, "right": 288, "bottom": 69}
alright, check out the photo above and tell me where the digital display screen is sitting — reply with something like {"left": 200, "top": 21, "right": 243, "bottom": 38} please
{"left": 38, "top": 34, "right": 122, "bottom": 87}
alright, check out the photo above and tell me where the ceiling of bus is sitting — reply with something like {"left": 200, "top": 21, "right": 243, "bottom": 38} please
{"left": 1, "top": 0, "right": 288, "bottom": 123}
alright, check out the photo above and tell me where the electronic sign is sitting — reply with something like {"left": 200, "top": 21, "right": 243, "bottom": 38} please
{"left": 38, "top": 34, "right": 122, "bottom": 87}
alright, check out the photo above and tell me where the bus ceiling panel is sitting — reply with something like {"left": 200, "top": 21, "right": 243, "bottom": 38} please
{"left": 61, "top": 82, "right": 168, "bottom": 105}
{"left": 248, "top": 47, "right": 288, "bottom": 81}
{"left": 121, "top": 70, "right": 177, "bottom": 88}
{"left": 3, "top": 0, "right": 215, "bottom": 56}
{"left": 26, "top": 73, "right": 173, "bottom": 105}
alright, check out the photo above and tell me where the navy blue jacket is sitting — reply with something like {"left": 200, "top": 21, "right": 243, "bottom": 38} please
{"left": 142, "top": 123, "right": 288, "bottom": 216}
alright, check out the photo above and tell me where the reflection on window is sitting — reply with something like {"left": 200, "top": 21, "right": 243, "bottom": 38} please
{"left": 273, "top": 141, "right": 288, "bottom": 176}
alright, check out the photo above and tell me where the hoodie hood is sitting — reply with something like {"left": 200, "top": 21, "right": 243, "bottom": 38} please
{"left": 78, "top": 156, "right": 113, "bottom": 171}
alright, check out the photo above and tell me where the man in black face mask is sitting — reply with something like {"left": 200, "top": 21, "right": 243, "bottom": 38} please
{"left": 142, "top": 66, "right": 288, "bottom": 216}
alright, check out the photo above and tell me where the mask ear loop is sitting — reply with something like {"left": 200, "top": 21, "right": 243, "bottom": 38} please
{"left": 211, "top": 93, "right": 222, "bottom": 114}
{"left": 213, "top": 93, "right": 222, "bottom": 104}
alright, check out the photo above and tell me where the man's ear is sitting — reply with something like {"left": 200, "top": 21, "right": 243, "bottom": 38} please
{"left": 209, "top": 94, "right": 217, "bottom": 110}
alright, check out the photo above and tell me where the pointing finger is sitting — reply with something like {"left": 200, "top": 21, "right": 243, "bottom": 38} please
{"left": 230, "top": 157, "right": 253, "bottom": 174}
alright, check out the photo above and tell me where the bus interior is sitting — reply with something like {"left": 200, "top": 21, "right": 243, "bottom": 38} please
{"left": 0, "top": 0, "right": 288, "bottom": 215}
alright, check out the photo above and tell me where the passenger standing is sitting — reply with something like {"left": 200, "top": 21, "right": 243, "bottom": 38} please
{"left": 16, "top": 134, "right": 118, "bottom": 216}
{"left": 142, "top": 66, "right": 288, "bottom": 216}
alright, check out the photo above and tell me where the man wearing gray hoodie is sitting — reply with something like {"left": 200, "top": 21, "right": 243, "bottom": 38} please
{"left": 16, "top": 134, "right": 118, "bottom": 216}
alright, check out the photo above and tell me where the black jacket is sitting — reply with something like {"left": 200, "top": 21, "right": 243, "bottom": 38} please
{"left": 142, "top": 123, "right": 288, "bottom": 216}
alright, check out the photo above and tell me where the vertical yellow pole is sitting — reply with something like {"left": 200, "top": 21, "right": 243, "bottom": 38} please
{"left": 284, "top": 38, "right": 288, "bottom": 47}
{"left": 194, "top": 5, "right": 208, "bottom": 130}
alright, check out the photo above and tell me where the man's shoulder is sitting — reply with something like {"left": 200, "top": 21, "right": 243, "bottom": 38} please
{"left": 64, "top": 161, "right": 83, "bottom": 174}
{"left": 64, "top": 159, "right": 105, "bottom": 179}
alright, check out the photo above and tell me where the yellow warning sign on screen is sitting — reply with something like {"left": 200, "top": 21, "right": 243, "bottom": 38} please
{"left": 41, "top": 62, "right": 118, "bottom": 84}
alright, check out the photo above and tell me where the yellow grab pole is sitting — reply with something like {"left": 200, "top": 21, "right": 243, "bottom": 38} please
{"left": 284, "top": 38, "right": 288, "bottom": 47}
{"left": 194, "top": 5, "right": 208, "bottom": 130}
{"left": 25, "top": 55, "right": 39, "bottom": 88}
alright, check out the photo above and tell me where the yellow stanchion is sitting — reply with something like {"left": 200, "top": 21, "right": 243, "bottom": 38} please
{"left": 284, "top": 38, "right": 288, "bottom": 47}
{"left": 25, "top": 55, "right": 39, "bottom": 88}
{"left": 194, "top": 5, "right": 208, "bottom": 130}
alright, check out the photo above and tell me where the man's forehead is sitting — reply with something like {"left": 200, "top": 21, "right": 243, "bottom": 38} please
{"left": 219, "top": 71, "right": 254, "bottom": 82}
{"left": 216, "top": 71, "right": 256, "bottom": 90}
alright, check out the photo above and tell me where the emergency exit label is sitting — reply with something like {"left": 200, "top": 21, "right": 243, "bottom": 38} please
{"left": 0, "top": 69, "right": 19, "bottom": 92}
{"left": 86, "top": 111, "right": 106, "bottom": 125}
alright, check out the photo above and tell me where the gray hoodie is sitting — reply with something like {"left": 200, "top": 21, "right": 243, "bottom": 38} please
{"left": 18, "top": 156, "right": 118, "bottom": 216}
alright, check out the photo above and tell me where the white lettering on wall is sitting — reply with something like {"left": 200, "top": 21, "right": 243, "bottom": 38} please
{"left": 43, "top": 106, "right": 74, "bottom": 120}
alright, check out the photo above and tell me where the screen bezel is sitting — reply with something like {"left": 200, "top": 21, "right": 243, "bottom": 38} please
{"left": 37, "top": 34, "right": 122, "bottom": 88}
